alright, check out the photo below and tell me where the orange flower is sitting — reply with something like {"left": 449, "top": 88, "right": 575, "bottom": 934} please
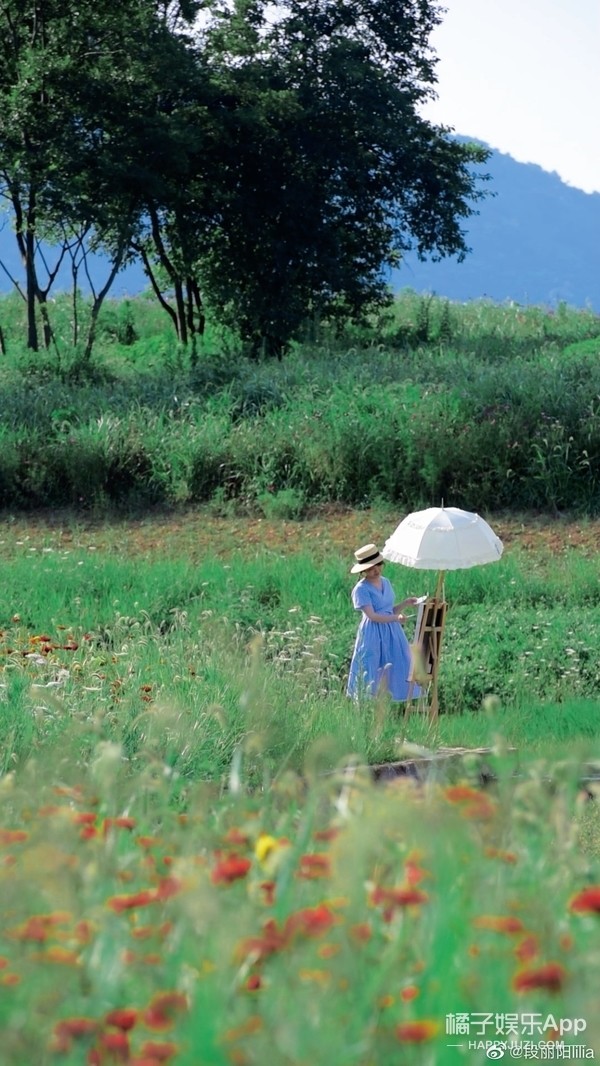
{"left": 34, "top": 946, "right": 80, "bottom": 965}
{"left": 297, "top": 853, "right": 331, "bottom": 879}
{"left": 569, "top": 885, "right": 600, "bottom": 914}
{"left": 404, "top": 859, "right": 430, "bottom": 885}
{"left": 244, "top": 973, "right": 263, "bottom": 992}
{"left": 9, "top": 912, "right": 71, "bottom": 942}
{"left": 444, "top": 785, "right": 495, "bottom": 819}
{"left": 395, "top": 1020, "right": 439, "bottom": 1042}
{"left": 211, "top": 854, "right": 252, "bottom": 885}
{"left": 513, "top": 962, "right": 566, "bottom": 994}
{"left": 0, "top": 829, "right": 28, "bottom": 846}
{"left": 472, "top": 915, "right": 525, "bottom": 935}
{"left": 400, "top": 985, "right": 420, "bottom": 1001}
{"left": 222, "top": 1016, "right": 263, "bottom": 1043}
{"left": 137, "top": 836, "right": 161, "bottom": 849}
{"left": 444, "top": 785, "right": 481, "bottom": 803}
{"left": 107, "top": 890, "right": 157, "bottom": 913}
{"left": 138, "top": 1041, "right": 179, "bottom": 1062}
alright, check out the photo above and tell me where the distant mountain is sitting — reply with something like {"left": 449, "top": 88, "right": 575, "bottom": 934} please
{"left": 1, "top": 139, "right": 599, "bottom": 309}
{"left": 394, "top": 139, "right": 600, "bottom": 310}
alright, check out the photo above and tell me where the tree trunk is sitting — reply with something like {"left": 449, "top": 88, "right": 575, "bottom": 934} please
{"left": 25, "top": 227, "right": 38, "bottom": 351}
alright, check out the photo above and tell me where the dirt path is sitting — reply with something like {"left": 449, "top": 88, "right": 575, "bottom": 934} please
{"left": 0, "top": 506, "right": 598, "bottom": 561}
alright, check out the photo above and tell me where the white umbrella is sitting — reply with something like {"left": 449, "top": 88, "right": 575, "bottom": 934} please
{"left": 382, "top": 506, "right": 503, "bottom": 571}
{"left": 381, "top": 506, "right": 503, "bottom": 718}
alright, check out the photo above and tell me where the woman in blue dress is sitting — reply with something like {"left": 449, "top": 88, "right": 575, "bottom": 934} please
{"left": 347, "top": 543, "right": 421, "bottom": 702}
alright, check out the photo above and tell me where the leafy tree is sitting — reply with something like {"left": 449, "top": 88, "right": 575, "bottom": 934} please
{"left": 0, "top": 0, "right": 200, "bottom": 354}
{"left": 195, "top": 0, "right": 490, "bottom": 357}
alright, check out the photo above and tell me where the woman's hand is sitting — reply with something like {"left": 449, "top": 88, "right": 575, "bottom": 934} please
{"left": 397, "top": 596, "right": 420, "bottom": 610}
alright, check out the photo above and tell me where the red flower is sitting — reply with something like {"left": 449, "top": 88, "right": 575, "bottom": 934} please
{"left": 9, "top": 912, "right": 71, "bottom": 942}
{"left": 371, "top": 886, "right": 429, "bottom": 908}
{"left": 103, "top": 817, "right": 137, "bottom": 834}
{"left": 211, "top": 854, "right": 252, "bottom": 885}
{"left": 99, "top": 1031, "right": 130, "bottom": 1060}
{"left": 513, "top": 962, "right": 566, "bottom": 994}
{"left": 297, "top": 853, "right": 331, "bottom": 879}
{"left": 237, "top": 918, "right": 286, "bottom": 961}
{"left": 107, "top": 890, "right": 157, "bottom": 913}
{"left": 569, "top": 886, "right": 600, "bottom": 914}
{"left": 105, "top": 1008, "right": 138, "bottom": 1031}
{"left": 143, "top": 992, "right": 188, "bottom": 1031}
{"left": 284, "top": 904, "right": 336, "bottom": 940}
{"left": 395, "top": 1020, "right": 439, "bottom": 1042}
{"left": 400, "top": 985, "right": 420, "bottom": 1001}
{"left": 350, "top": 922, "right": 372, "bottom": 943}
{"left": 514, "top": 934, "right": 540, "bottom": 963}
{"left": 73, "top": 812, "right": 98, "bottom": 825}
{"left": 224, "top": 828, "right": 250, "bottom": 846}
{"left": 54, "top": 1017, "right": 98, "bottom": 1040}
{"left": 370, "top": 885, "right": 429, "bottom": 919}
{"left": 313, "top": 827, "right": 341, "bottom": 842}
{"left": 138, "top": 1041, "right": 179, "bottom": 1062}
{"left": 259, "top": 880, "right": 276, "bottom": 905}
{"left": 484, "top": 847, "right": 518, "bottom": 864}
{"left": 154, "top": 876, "right": 183, "bottom": 901}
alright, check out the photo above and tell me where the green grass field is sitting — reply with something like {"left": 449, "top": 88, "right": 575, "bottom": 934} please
{"left": 2, "top": 291, "right": 600, "bottom": 1063}
{"left": 1, "top": 507, "right": 600, "bottom": 1064}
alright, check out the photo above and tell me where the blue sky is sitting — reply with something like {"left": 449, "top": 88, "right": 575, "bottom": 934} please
{"left": 421, "top": 0, "right": 600, "bottom": 194}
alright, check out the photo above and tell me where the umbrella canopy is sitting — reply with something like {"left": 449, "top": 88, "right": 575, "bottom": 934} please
{"left": 382, "top": 506, "right": 503, "bottom": 571}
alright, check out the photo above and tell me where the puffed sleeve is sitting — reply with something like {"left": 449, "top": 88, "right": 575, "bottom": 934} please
{"left": 351, "top": 582, "right": 373, "bottom": 611}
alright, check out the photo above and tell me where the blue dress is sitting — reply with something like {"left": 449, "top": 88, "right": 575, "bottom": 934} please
{"left": 347, "top": 576, "right": 421, "bottom": 701}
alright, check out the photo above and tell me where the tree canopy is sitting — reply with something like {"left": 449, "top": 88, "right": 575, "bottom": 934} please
{"left": 0, "top": 0, "right": 489, "bottom": 357}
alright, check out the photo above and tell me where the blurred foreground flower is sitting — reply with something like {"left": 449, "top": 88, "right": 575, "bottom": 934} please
{"left": 395, "top": 1020, "right": 439, "bottom": 1042}
{"left": 512, "top": 962, "right": 566, "bottom": 993}
{"left": 569, "top": 885, "right": 600, "bottom": 914}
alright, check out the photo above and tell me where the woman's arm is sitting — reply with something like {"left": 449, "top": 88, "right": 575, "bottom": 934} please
{"left": 393, "top": 596, "right": 420, "bottom": 614}
{"left": 360, "top": 605, "right": 402, "bottom": 623}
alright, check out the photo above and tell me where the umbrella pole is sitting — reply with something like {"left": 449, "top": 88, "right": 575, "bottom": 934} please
{"left": 428, "top": 570, "right": 446, "bottom": 721}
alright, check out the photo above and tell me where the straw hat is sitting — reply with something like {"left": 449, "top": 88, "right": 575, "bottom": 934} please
{"left": 350, "top": 543, "right": 384, "bottom": 574}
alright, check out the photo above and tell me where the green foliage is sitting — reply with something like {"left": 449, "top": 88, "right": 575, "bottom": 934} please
{"left": 1, "top": 292, "right": 600, "bottom": 513}
{"left": 1, "top": 539, "right": 600, "bottom": 774}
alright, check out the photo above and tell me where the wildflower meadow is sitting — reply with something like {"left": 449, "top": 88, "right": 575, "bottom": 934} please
{"left": 2, "top": 294, "right": 600, "bottom": 1063}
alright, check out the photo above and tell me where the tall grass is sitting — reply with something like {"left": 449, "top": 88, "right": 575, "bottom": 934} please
{"left": 1, "top": 292, "right": 600, "bottom": 513}
{"left": 1, "top": 544, "right": 599, "bottom": 778}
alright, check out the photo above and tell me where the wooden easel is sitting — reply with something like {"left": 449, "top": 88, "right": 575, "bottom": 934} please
{"left": 406, "top": 571, "right": 447, "bottom": 720}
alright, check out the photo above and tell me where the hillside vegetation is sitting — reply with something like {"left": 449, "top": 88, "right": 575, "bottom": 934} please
{"left": 1, "top": 291, "right": 600, "bottom": 515}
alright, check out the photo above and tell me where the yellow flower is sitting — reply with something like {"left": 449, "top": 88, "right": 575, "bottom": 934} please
{"left": 254, "top": 833, "right": 291, "bottom": 874}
